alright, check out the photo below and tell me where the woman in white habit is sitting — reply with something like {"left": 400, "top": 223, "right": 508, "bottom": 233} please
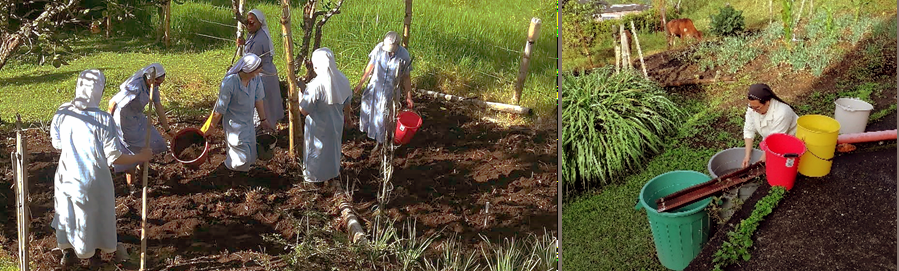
{"left": 51, "top": 69, "right": 153, "bottom": 267}
{"left": 298, "top": 48, "right": 353, "bottom": 185}
{"left": 206, "top": 53, "right": 273, "bottom": 171}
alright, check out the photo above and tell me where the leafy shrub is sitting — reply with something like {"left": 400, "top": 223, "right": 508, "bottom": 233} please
{"left": 709, "top": 5, "right": 746, "bottom": 36}
{"left": 561, "top": 67, "right": 683, "bottom": 190}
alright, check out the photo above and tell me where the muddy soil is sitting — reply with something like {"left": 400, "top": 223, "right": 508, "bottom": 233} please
{"left": 0, "top": 94, "right": 558, "bottom": 270}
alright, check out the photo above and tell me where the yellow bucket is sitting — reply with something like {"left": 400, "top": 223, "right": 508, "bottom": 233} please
{"left": 795, "top": 115, "right": 841, "bottom": 177}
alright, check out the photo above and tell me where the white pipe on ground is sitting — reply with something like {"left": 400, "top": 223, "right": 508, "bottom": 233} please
{"left": 416, "top": 89, "right": 532, "bottom": 115}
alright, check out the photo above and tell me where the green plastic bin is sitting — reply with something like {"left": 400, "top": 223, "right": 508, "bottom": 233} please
{"left": 635, "top": 170, "right": 712, "bottom": 270}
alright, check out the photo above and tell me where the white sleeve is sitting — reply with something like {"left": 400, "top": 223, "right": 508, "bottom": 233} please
{"left": 50, "top": 110, "right": 63, "bottom": 150}
{"left": 743, "top": 109, "right": 757, "bottom": 139}
{"left": 102, "top": 116, "right": 124, "bottom": 167}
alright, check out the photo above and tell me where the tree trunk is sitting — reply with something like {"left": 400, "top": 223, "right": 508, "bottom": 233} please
{"left": 164, "top": 1, "right": 171, "bottom": 47}
{"left": 0, "top": 0, "right": 79, "bottom": 71}
{"left": 402, "top": 0, "right": 412, "bottom": 47}
{"left": 237, "top": 0, "right": 245, "bottom": 56}
{"left": 280, "top": 0, "right": 300, "bottom": 159}
{"left": 0, "top": 34, "right": 22, "bottom": 71}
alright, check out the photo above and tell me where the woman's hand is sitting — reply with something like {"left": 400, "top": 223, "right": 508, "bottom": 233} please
{"left": 261, "top": 120, "right": 275, "bottom": 133}
{"left": 742, "top": 155, "right": 751, "bottom": 168}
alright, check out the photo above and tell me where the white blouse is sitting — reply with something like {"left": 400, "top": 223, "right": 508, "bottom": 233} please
{"left": 743, "top": 99, "right": 798, "bottom": 139}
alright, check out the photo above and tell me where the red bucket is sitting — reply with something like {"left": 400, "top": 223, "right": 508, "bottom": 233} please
{"left": 760, "top": 133, "right": 806, "bottom": 190}
{"left": 171, "top": 128, "right": 210, "bottom": 169}
{"left": 394, "top": 110, "right": 422, "bottom": 145}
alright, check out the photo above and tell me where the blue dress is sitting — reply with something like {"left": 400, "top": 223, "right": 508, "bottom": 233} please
{"left": 245, "top": 30, "right": 284, "bottom": 128}
{"left": 215, "top": 74, "right": 266, "bottom": 171}
{"left": 299, "top": 79, "right": 351, "bottom": 182}
{"left": 109, "top": 77, "right": 166, "bottom": 172}
{"left": 359, "top": 42, "right": 412, "bottom": 143}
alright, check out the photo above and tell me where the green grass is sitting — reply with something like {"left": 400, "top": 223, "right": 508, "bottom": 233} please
{"left": 562, "top": 0, "right": 897, "bottom": 72}
{"left": 1, "top": 0, "right": 557, "bottom": 128}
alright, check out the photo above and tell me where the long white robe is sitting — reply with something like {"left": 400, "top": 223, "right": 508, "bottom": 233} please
{"left": 300, "top": 81, "right": 351, "bottom": 182}
{"left": 50, "top": 106, "right": 124, "bottom": 259}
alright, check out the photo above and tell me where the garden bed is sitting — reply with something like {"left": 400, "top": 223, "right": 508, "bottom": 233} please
{"left": 687, "top": 112, "right": 897, "bottom": 270}
{"left": 0, "top": 94, "right": 558, "bottom": 270}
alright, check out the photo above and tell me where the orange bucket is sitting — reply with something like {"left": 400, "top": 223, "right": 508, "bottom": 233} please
{"left": 394, "top": 110, "right": 422, "bottom": 145}
{"left": 171, "top": 128, "right": 209, "bottom": 169}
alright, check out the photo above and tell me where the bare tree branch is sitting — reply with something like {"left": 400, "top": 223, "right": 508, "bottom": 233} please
{"left": 312, "top": 0, "right": 343, "bottom": 51}
{"left": 0, "top": 0, "right": 80, "bottom": 70}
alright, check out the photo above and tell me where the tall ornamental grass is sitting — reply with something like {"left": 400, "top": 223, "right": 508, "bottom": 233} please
{"left": 561, "top": 67, "right": 683, "bottom": 190}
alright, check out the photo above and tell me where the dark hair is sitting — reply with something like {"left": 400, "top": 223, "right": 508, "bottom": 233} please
{"left": 747, "top": 83, "right": 792, "bottom": 109}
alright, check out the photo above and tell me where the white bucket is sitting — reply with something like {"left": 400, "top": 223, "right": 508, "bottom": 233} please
{"left": 834, "top": 98, "right": 874, "bottom": 134}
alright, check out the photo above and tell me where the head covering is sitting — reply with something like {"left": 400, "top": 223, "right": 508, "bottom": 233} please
{"left": 747, "top": 83, "right": 792, "bottom": 109}
{"left": 248, "top": 9, "right": 275, "bottom": 58}
{"left": 120, "top": 63, "right": 165, "bottom": 94}
{"left": 381, "top": 31, "right": 399, "bottom": 53}
{"left": 226, "top": 53, "right": 262, "bottom": 78}
{"left": 310, "top": 48, "right": 352, "bottom": 104}
{"left": 69, "top": 69, "right": 106, "bottom": 110}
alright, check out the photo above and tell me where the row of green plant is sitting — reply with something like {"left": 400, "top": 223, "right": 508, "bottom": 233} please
{"left": 561, "top": 67, "right": 683, "bottom": 190}
{"left": 683, "top": 8, "right": 882, "bottom": 79}
{"left": 266, "top": 213, "right": 557, "bottom": 271}
{"left": 712, "top": 186, "right": 788, "bottom": 271}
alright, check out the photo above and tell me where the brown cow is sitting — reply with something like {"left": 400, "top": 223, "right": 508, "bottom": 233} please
{"left": 666, "top": 18, "right": 703, "bottom": 48}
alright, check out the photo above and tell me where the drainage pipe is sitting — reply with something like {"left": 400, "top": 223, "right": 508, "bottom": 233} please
{"left": 836, "top": 129, "right": 898, "bottom": 144}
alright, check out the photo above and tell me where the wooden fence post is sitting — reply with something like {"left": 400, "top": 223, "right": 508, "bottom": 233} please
{"left": 402, "top": 0, "right": 412, "bottom": 47}
{"left": 512, "top": 17, "right": 541, "bottom": 105}
{"left": 281, "top": 0, "right": 300, "bottom": 159}
{"left": 630, "top": 21, "right": 648, "bottom": 79}
{"left": 164, "top": 0, "right": 171, "bottom": 48}
{"left": 614, "top": 45, "right": 621, "bottom": 74}
{"left": 14, "top": 114, "right": 29, "bottom": 271}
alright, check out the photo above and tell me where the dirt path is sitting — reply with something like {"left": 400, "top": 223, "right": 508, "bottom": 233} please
{"left": 0, "top": 95, "right": 557, "bottom": 270}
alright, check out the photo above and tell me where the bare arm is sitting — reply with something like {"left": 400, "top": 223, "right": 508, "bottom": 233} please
{"left": 112, "top": 147, "right": 152, "bottom": 165}
{"left": 742, "top": 137, "right": 754, "bottom": 168}
{"left": 354, "top": 63, "right": 375, "bottom": 93}
{"left": 403, "top": 72, "right": 413, "bottom": 108}
{"left": 255, "top": 100, "right": 267, "bottom": 121}
{"left": 107, "top": 100, "right": 117, "bottom": 115}
{"left": 154, "top": 100, "right": 172, "bottom": 132}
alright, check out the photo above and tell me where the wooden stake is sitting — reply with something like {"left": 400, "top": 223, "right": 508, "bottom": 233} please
{"left": 769, "top": 0, "right": 773, "bottom": 24}
{"left": 163, "top": 1, "right": 171, "bottom": 48}
{"left": 513, "top": 17, "right": 541, "bottom": 105}
{"left": 630, "top": 21, "right": 648, "bottom": 79}
{"left": 105, "top": 2, "right": 111, "bottom": 38}
{"left": 237, "top": 0, "right": 245, "bottom": 57}
{"left": 402, "top": 0, "right": 412, "bottom": 48}
{"left": 614, "top": 45, "right": 621, "bottom": 74}
{"left": 619, "top": 24, "right": 631, "bottom": 69}
{"left": 14, "top": 114, "right": 29, "bottom": 271}
{"left": 140, "top": 69, "right": 156, "bottom": 271}
{"left": 281, "top": 0, "right": 300, "bottom": 159}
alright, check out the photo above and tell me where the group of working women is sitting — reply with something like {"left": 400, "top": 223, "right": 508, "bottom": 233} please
{"left": 48, "top": 8, "right": 413, "bottom": 268}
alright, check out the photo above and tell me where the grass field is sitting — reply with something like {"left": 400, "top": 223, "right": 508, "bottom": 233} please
{"left": 0, "top": 0, "right": 558, "bottom": 129}
{"left": 563, "top": 0, "right": 896, "bottom": 71}
{"left": 561, "top": 0, "right": 897, "bottom": 269}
